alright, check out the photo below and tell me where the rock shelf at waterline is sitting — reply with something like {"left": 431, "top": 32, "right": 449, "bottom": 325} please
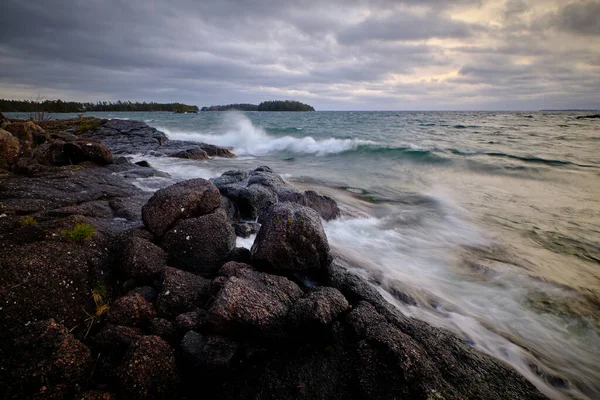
{"left": 0, "top": 116, "right": 547, "bottom": 399}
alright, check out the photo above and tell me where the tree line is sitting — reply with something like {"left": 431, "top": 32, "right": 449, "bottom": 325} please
{"left": 0, "top": 99, "right": 199, "bottom": 113}
{"left": 201, "top": 100, "right": 315, "bottom": 112}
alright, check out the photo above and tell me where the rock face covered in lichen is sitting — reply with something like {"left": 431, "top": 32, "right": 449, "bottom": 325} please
{"left": 0, "top": 118, "right": 547, "bottom": 400}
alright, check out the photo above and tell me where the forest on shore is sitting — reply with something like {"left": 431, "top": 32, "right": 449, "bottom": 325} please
{"left": 201, "top": 100, "right": 315, "bottom": 112}
{"left": 0, "top": 99, "right": 199, "bottom": 113}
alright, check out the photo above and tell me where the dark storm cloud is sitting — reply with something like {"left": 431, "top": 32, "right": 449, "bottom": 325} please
{"left": 0, "top": 0, "right": 598, "bottom": 110}
{"left": 552, "top": 1, "right": 600, "bottom": 36}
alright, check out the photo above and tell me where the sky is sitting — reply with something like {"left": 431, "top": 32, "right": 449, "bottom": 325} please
{"left": 0, "top": 0, "right": 599, "bottom": 110}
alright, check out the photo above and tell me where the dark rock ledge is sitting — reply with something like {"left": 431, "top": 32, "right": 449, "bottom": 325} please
{"left": 0, "top": 116, "right": 547, "bottom": 399}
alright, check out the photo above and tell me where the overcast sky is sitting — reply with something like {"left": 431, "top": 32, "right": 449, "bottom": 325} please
{"left": 1, "top": 0, "right": 599, "bottom": 110}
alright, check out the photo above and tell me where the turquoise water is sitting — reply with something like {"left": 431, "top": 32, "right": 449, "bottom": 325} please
{"left": 8, "top": 111, "right": 600, "bottom": 399}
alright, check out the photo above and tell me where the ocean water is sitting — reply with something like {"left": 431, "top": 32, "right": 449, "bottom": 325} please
{"left": 9, "top": 110, "right": 600, "bottom": 399}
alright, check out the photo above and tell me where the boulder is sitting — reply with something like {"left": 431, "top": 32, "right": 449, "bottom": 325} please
{"left": 161, "top": 210, "right": 236, "bottom": 275}
{"left": 94, "top": 324, "right": 141, "bottom": 352}
{"left": 120, "top": 236, "right": 167, "bottom": 279}
{"left": 251, "top": 202, "right": 332, "bottom": 279}
{"left": 118, "top": 336, "right": 178, "bottom": 400}
{"left": 169, "top": 147, "right": 209, "bottom": 160}
{"left": 219, "top": 261, "right": 253, "bottom": 277}
{"left": 79, "top": 391, "right": 115, "bottom": 400}
{"left": 107, "top": 294, "right": 156, "bottom": 328}
{"left": 206, "top": 268, "right": 303, "bottom": 338}
{"left": 214, "top": 167, "right": 341, "bottom": 221}
{"left": 289, "top": 287, "right": 349, "bottom": 328}
{"left": 64, "top": 140, "right": 113, "bottom": 165}
{"left": 31, "top": 140, "right": 68, "bottom": 166}
{"left": 175, "top": 310, "right": 205, "bottom": 333}
{"left": 142, "top": 178, "right": 221, "bottom": 238}
{"left": 0, "top": 129, "right": 20, "bottom": 169}
{"left": 197, "top": 143, "right": 235, "bottom": 158}
{"left": 181, "top": 331, "right": 238, "bottom": 370}
{"left": 5, "top": 319, "right": 91, "bottom": 399}
{"left": 156, "top": 267, "right": 210, "bottom": 317}
{"left": 4, "top": 121, "right": 49, "bottom": 156}
{"left": 149, "top": 318, "right": 177, "bottom": 342}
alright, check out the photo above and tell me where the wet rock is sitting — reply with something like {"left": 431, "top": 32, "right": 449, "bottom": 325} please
{"left": 0, "top": 129, "right": 20, "bottom": 169}
{"left": 214, "top": 167, "right": 340, "bottom": 221}
{"left": 120, "top": 236, "right": 166, "bottom": 279}
{"left": 289, "top": 287, "right": 349, "bottom": 328}
{"left": 127, "top": 285, "right": 158, "bottom": 302}
{"left": 81, "top": 119, "right": 168, "bottom": 154}
{"left": 156, "top": 267, "right": 210, "bottom": 317}
{"left": 135, "top": 160, "right": 151, "bottom": 167}
{"left": 233, "top": 222, "right": 261, "bottom": 238}
{"left": 142, "top": 178, "right": 221, "bottom": 238}
{"left": 108, "top": 294, "right": 156, "bottom": 328}
{"left": 161, "top": 210, "right": 236, "bottom": 275}
{"left": 251, "top": 202, "right": 332, "bottom": 279}
{"left": 227, "top": 246, "right": 252, "bottom": 264}
{"left": 150, "top": 318, "right": 177, "bottom": 342}
{"left": 181, "top": 331, "right": 238, "bottom": 370}
{"left": 197, "top": 143, "right": 235, "bottom": 158}
{"left": 64, "top": 140, "right": 113, "bottom": 165}
{"left": 118, "top": 336, "right": 178, "bottom": 400}
{"left": 206, "top": 268, "right": 303, "bottom": 338}
{"left": 169, "top": 147, "right": 209, "bottom": 160}
{"left": 5, "top": 319, "right": 91, "bottom": 399}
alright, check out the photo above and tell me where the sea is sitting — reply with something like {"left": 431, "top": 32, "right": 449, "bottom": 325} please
{"left": 7, "top": 110, "right": 600, "bottom": 399}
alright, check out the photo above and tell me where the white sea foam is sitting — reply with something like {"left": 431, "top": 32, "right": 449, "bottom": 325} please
{"left": 156, "top": 112, "right": 375, "bottom": 156}
{"left": 324, "top": 208, "right": 597, "bottom": 400}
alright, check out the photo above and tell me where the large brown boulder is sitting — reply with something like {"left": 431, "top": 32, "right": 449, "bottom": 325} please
{"left": 142, "top": 178, "right": 221, "bottom": 238}
{"left": 3, "top": 319, "right": 92, "bottom": 399}
{"left": 118, "top": 336, "right": 178, "bottom": 400}
{"left": 4, "top": 121, "right": 49, "bottom": 157}
{"left": 64, "top": 140, "right": 113, "bottom": 165}
{"left": 161, "top": 210, "right": 236, "bottom": 275}
{"left": 0, "top": 129, "right": 20, "bottom": 169}
{"left": 107, "top": 294, "right": 156, "bottom": 328}
{"left": 251, "top": 202, "right": 332, "bottom": 279}
{"left": 206, "top": 268, "right": 303, "bottom": 338}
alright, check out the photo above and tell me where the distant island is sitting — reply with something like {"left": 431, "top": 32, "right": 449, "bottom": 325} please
{"left": 201, "top": 100, "right": 315, "bottom": 112}
{"left": 0, "top": 99, "right": 199, "bottom": 113}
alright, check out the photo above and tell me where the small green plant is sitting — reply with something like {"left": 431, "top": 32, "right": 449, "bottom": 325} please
{"left": 84, "top": 282, "right": 109, "bottom": 337}
{"left": 19, "top": 216, "right": 38, "bottom": 227}
{"left": 76, "top": 118, "right": 100, "bottom": 135}
{"left": 62, "top": 223, "right": 96, "bottom": 242}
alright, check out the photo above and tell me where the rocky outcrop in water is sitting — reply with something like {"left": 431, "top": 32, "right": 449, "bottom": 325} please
{"left": 0, "top": 118, "right": 547, "bottom": 399}
{"left": 213, "top": 166, "right": 341, "bottom": 221}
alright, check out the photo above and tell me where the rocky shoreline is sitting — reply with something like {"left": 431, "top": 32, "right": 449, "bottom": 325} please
{"left": 0, "top": 114, "right": 547, "bottom": 399}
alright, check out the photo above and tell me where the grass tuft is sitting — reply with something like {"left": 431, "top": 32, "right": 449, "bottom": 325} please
{"left": 19, "top": 216, "right": 38, "bottom": 227}
{"left": 76, "top": 118, "right": 100, "bottom": 135}
{"left": 62, "top": 222, "right": 96, "bottom": 242}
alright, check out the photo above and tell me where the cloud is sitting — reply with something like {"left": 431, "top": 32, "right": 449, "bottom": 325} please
{"left": 0, "top": 0, "right": 598, "bottom": 110}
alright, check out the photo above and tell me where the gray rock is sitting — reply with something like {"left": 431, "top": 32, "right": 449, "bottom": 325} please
{"left": 161, "top": 210, "right": 236, "bottom": 275}
{"left": 156, "top": 267, "right": 210, "bottom": 317}
{"left": 169, "top": 147, "right": 208, "bottom": 160}
{"left": 206, "top": 268, "right": 303, "bottom": 338}
{"left": 252, "top": 202, "right": 332, "bottom": 279}
{"left": 64, "top": 140, "right": 113, "bottom": 165}
{"left": 142, "top": 178, "right": 221, "bottom": 238}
